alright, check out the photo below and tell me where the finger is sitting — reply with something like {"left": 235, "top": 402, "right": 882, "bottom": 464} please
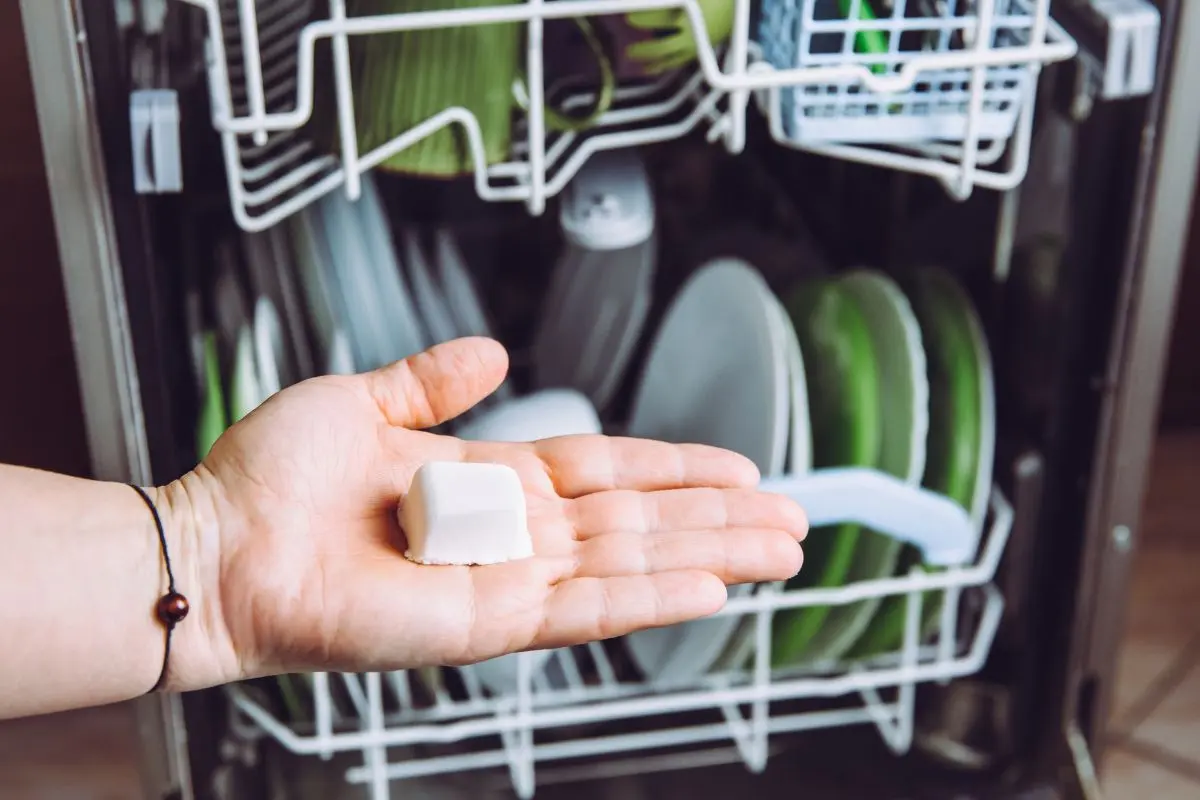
{"left": 366, "top": 338, "right": 508, "bottom": 430}
{"left": 567, "top": 487, "right": 808, "bottom": 541}
{"left": 530, "top": 436, "right": 760, "bottom": 498}
{"left": 574, "top": 528, "right": 803, "bottom": 584}
{"left": 532, "top": 571, "right": 728, "bottom": 649}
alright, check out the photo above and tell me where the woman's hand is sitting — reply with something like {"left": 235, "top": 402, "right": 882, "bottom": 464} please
{"left": 167, "top": 338, "right": 806, "bottom": 689}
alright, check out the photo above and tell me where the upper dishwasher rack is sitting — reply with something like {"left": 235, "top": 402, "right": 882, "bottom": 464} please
{"left": 176, "top": 0, "right": 1077, "bottom": 231}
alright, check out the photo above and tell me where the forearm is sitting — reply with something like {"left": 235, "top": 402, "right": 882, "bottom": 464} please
{"left": 0, "top": 465, "right": 228, "bottom": 719}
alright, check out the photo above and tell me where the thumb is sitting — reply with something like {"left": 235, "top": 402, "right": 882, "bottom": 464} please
{"left": 364, "top": 337, "right": 509, "bottom": 429}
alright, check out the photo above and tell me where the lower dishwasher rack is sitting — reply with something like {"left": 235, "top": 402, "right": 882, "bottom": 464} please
{"left": 225, "top": 488, "right": 1013, "bottom": 800}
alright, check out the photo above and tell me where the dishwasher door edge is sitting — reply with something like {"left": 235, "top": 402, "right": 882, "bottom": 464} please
{"left": 19, "top": 1, "right": 193, "bottom": 798}
{"left": 1064, "top": 0, "right": 1200, "bottom": 766}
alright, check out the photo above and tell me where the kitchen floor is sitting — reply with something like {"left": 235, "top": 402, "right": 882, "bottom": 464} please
{"left": 1101, "top": 429, "right": 1200, "bottom": 796}
{"left": 1, "top": 433, "right": 1198, "bottom": 799}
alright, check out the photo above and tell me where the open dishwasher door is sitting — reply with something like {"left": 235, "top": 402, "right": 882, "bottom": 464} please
{"left": 17, "top": 0, "right": 1200, "bottom": 797}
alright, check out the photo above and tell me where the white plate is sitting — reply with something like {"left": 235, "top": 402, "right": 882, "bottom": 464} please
{"left": 626, "top": 259, "right": 789, "bottom": 474}
{"left": 322, "top": 191, "right": 390, "bottom": 371}
{"left": 711, "top": 293, "right": 808, "bottom": 674}
{"left": 434, "top": 228, "right": 512, "bottom": 403}
{"left": 775, "top": 295, "right": 812, "bottom": 476}
{"left": 840, "top": 271, "right": 928, "bottom": 490}
{"left": 456, "top": 389, "right": 602, "bottom": 443}
{"left": 359, "top": 175, "right": 427, "bottom": 364}
{"left": 230, "top": 324, "right": 263, "bottom": 422}
{"left": 243, "top": 231, "right": 310, "bottom": 386}
{"left": 327, "top": 330, "right": 356, "bottom": 376}
{"left": 624, "top": 259, "right": 790, "bottom": 686}
{"left": 290, "top": 207, "right": 344, "bottom": 369}
{"left": 403, "top": 230, "right": 460, "bottom": 346}
{"left": 265, "top": 226, "right": 316, "bottom": 380}
{"left": 310, "top": 197, "right": 362, "bottom": 370}
{"left": 253, "top": 296, "right": 288, "bottom": 399}
{"left": 435, "top": 228, "right": 492, "bottom": 339}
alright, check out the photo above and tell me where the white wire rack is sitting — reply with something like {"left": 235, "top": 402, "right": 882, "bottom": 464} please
{"left": 226, "top": 485, "right": 1014, "bottom": 800}
{"left": 177, "top": 0, "right": 728, "bottom": 231}
{"left": 176, "top": 0, "right": 1075, "bottom": 231}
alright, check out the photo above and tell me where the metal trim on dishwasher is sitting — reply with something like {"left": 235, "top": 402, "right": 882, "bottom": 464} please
{"left": 1064, "top": 0, "right": 1200, "bottom": 766}
{"left": 18, "top": 1, "right": 194, "bottom": 798}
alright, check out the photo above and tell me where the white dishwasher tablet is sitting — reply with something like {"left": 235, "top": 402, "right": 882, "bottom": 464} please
{"left": 399, "top": 461, "right": 533, "bottom": 566}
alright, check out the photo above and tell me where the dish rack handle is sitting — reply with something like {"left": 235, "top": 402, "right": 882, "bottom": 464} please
{"left": 760, "top": 469, "right": 974, "bottom": 566}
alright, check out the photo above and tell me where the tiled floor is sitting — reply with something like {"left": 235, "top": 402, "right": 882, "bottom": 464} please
{"left": 1, "top": 432, "right": 1199, "bottom": 798}
{"left": 1102, "top": 430, "right": 1200, "bottom": 796}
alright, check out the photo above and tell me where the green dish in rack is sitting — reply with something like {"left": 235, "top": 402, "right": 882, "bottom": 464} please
{"left": 771, "top": 279, "right": 882, "bottom": 668}
{"left": 847, "top": 268, "right": 989, "bottom": 659}
{"left": 798, "top": 271, "right": 929, "bottom": 664}
{"left": 196, "top": 331, "right": 228, "bottom": 461}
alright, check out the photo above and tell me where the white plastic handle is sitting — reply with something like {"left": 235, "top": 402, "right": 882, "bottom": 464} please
{"left": 759, "top": 468, "right": 975, "bottom": 567}
{"left": 559, "top": 150, "right": 656, "bottom": 251}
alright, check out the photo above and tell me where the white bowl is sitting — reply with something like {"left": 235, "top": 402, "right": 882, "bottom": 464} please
{"left": 456, "top": 389, "right": 602, "bottom": 443}
{"left": 454, "top": 388, "right": 601, "bottom": 696}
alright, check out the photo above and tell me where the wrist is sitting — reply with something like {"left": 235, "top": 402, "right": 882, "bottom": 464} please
{"left": 150, "top": 470, "right": 240, "bottom": 691}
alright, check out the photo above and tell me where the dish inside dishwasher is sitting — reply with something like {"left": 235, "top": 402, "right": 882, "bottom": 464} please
{"left": 114, "top": 0, "right": 1110, "bottom": 797}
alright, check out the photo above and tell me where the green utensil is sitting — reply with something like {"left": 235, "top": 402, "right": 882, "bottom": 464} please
{"left": 196, "top": 332, "right": 228, "bottom": 461}
{"left": 624, "top": 0, "right": 735, "bottom": 75}
{"left": 839, "top": 0, "right": 890, "bottom": 75}
{"left": 847, "top": 268, "right": 983, "bottom": 659}
{"left": 771, "top": 280, "right": 882, "bottom": 669}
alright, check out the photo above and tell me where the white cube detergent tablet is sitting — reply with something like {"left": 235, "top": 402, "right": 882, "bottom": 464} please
{"left": 399, "top": 461, "right": 534, "bottom": 566}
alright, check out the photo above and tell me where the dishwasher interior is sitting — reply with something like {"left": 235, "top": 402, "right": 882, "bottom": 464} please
{"left": 21, "top": 0, "right": 1197, "bottom": 798}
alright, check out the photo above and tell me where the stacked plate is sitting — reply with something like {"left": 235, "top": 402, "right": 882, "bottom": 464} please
{"left": 291, "top": 174, "right": 428, "bottom": 376}
{"left": 622, "top": 259, "right": 811, "bottom": 685}
{"left": 770, "top": 271, "right": 929, "bottom": 668}
{"left": 620, "top": 261, "right": 994, "bottom": 680}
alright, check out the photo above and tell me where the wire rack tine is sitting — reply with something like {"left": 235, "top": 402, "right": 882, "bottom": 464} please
{"left": 234, "top": 0, "right": 269, "bottom": 145}
{"left": 328, "top": 0, "right": 363, "bottom": 201}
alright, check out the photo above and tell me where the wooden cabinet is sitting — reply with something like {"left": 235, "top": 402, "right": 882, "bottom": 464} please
{"left": 0, "top": 4, "right": 89, "bottom": 475}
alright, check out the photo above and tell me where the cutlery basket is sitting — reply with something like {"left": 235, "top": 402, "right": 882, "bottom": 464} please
{"left": 756, "top": 0, "right": 1057, "bottom": 146}
{"left": 750, "top": 0, "right": 1076, "bottom": 197}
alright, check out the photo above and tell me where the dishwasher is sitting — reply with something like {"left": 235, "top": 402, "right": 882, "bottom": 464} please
{"left": 16, "top": 0, "right": 1200, "bottom": 797}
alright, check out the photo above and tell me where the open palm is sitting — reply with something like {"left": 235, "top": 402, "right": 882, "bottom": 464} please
{"left": 193, "top": 338, "right": 806, "bottom": 683}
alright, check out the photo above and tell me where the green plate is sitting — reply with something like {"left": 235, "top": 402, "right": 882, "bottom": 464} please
{"left": 196, "top": 332, "right": 228, "bottom": 461}
{"left": 771, "top": 280, "right": 882, "bottom": 668}
{"left": 848, "top": 268, "right": 984, "bottom": 659}
{"left": 803, "top": 271, "right": 928, "bottom": 664}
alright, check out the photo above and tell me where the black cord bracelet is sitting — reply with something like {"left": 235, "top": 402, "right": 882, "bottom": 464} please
{"left": 130, "top": 484, "right": 190, "bottom": 693}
